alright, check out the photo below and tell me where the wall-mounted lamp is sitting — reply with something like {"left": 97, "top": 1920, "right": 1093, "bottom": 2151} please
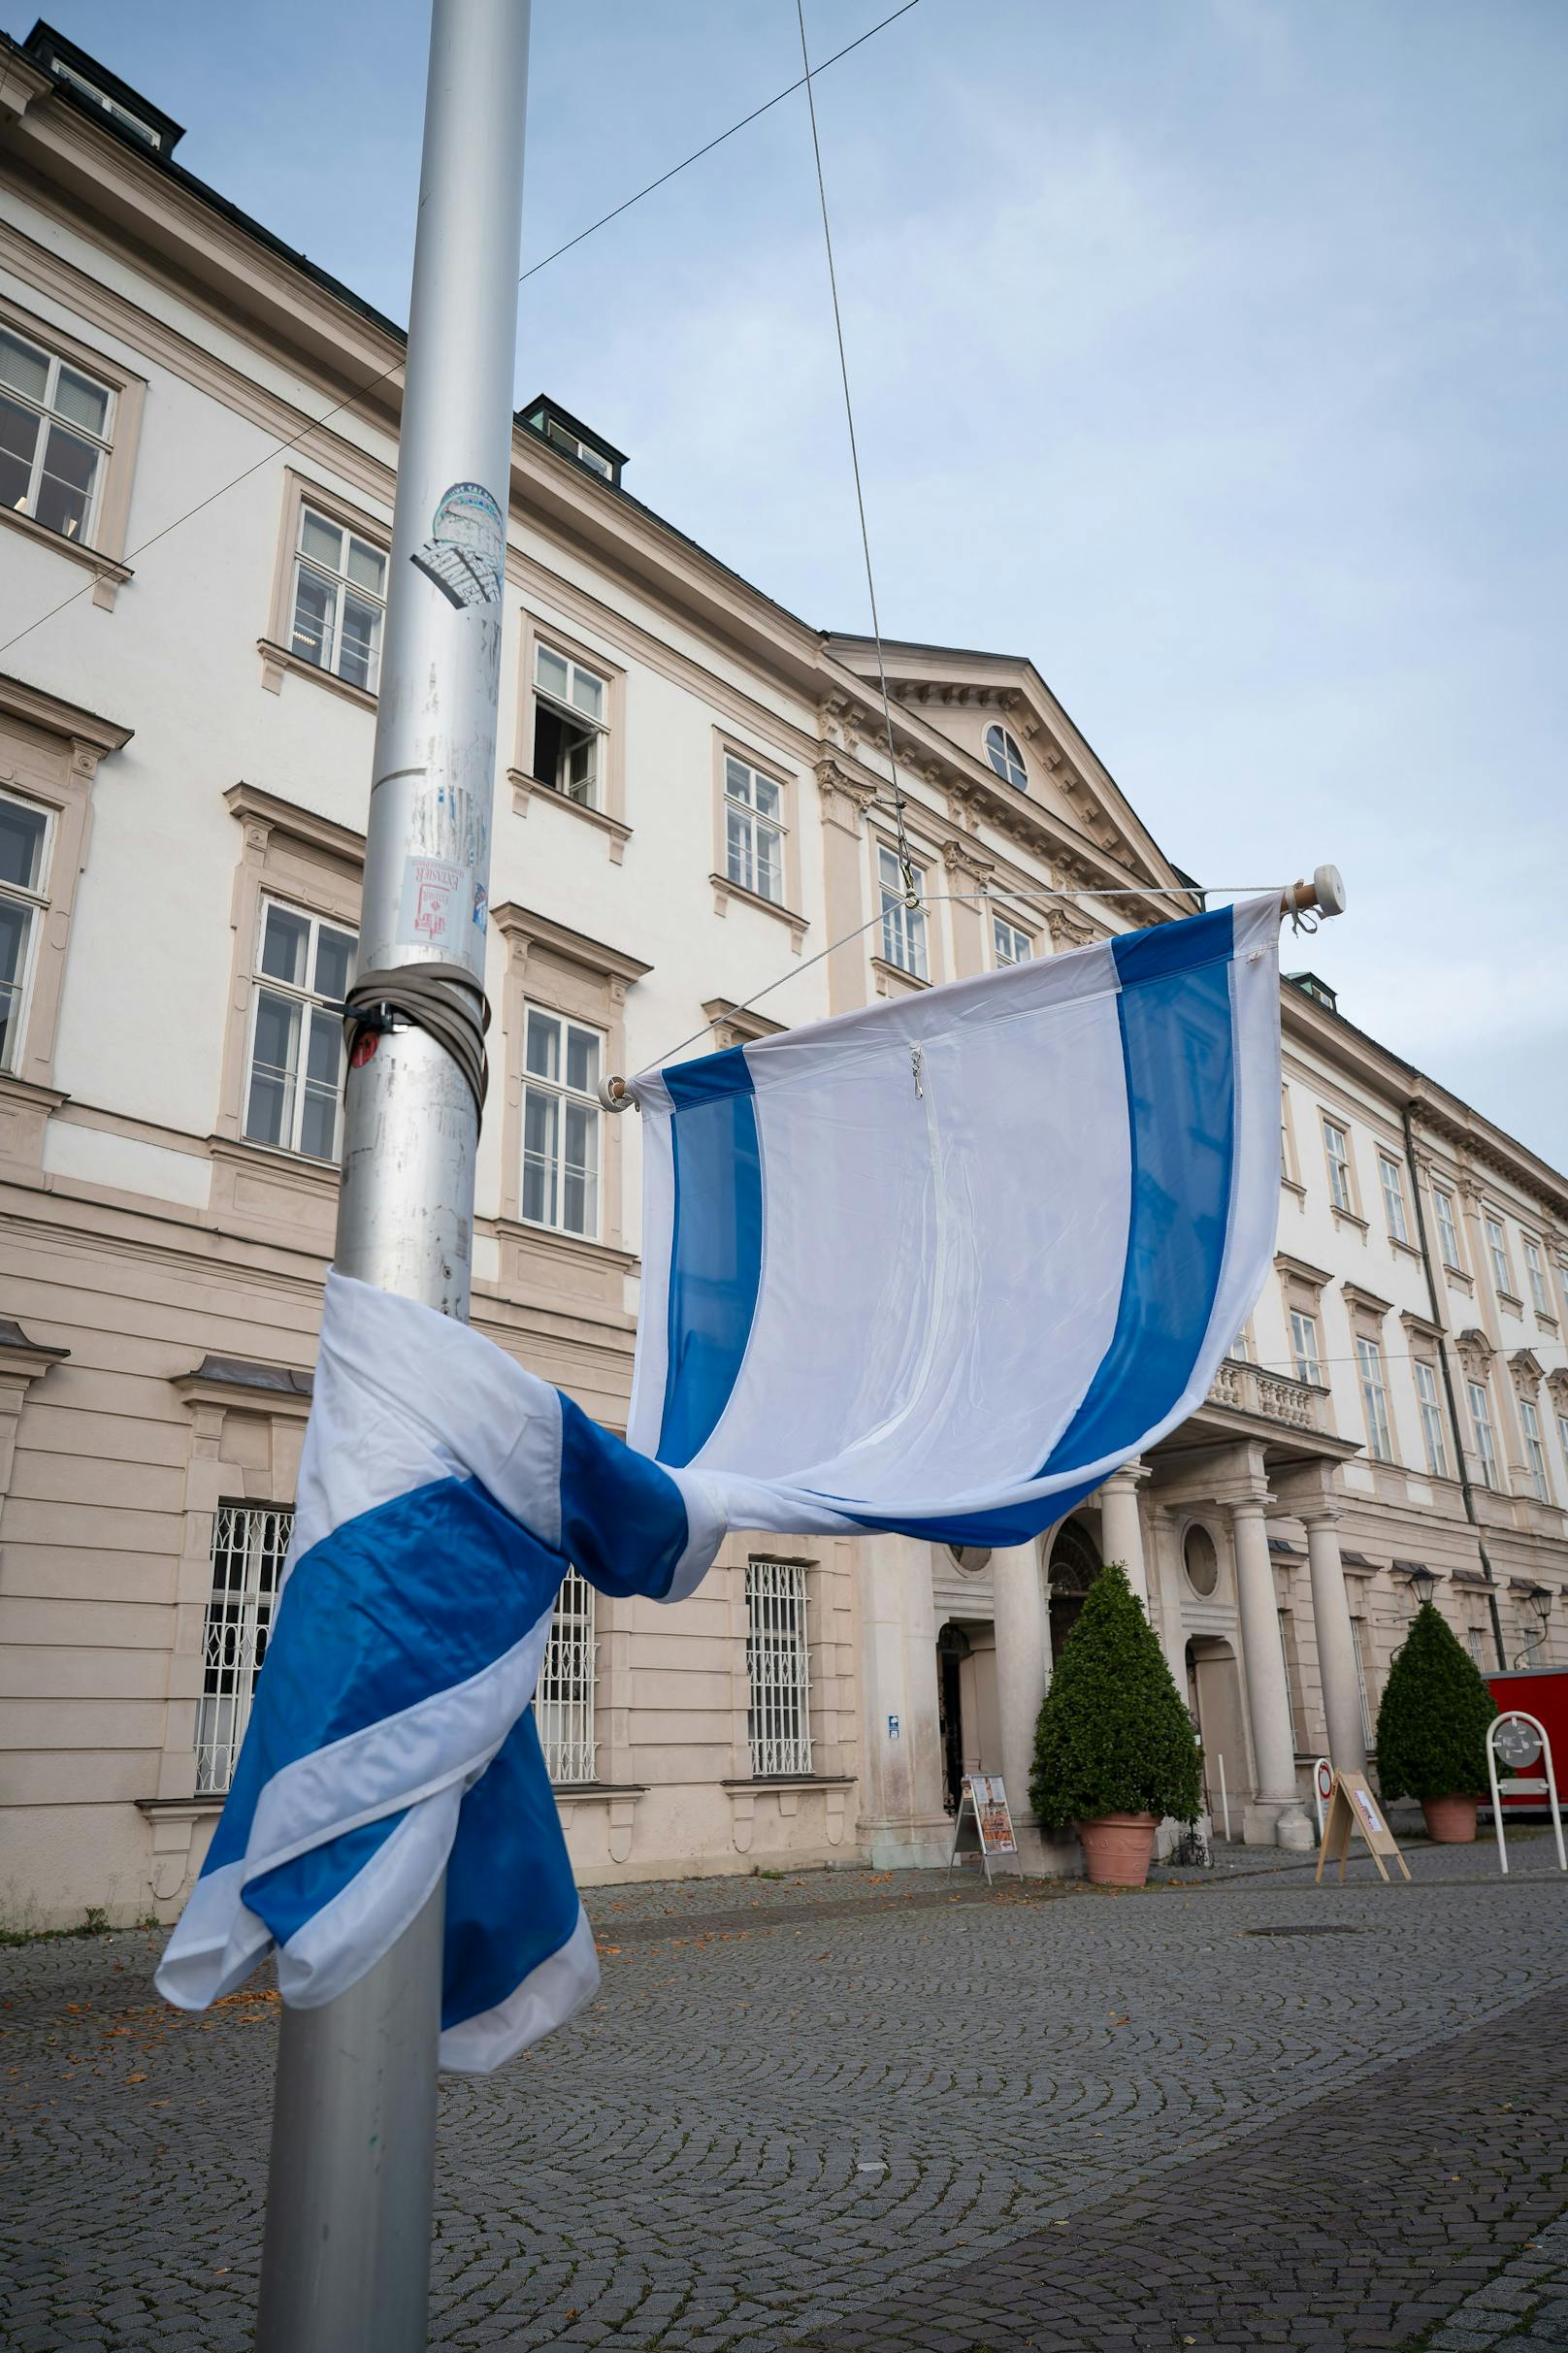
{"left": 1407, "top": 1562, "right": 1439, "bottom": 1610}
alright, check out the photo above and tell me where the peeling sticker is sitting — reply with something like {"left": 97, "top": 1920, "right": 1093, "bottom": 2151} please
{"left": 399, "top": 854, "right": 467, "bottom": 951}
{"left": 472, "top": 880, "right": 488, "bottom": 933}
{"left": 411, "top": 480, "right": 504, "bottom": 609}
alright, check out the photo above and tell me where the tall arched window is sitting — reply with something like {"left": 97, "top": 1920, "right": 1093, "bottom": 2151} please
{"left": 985, "top": 724, "right": 1028, "bottom": 791}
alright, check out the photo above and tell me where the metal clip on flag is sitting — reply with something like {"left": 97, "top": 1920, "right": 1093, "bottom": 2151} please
{"left": 158, "top": 881, "right": 1338, "bottom": 2071}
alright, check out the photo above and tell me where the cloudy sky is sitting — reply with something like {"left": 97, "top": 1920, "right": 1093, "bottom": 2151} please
{"left": 14, "top": 1, "right": 1567, "bottom": 1163}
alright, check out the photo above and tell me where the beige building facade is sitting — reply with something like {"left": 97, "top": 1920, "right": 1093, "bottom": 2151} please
{"left": 1, "top": 26, "right": 1565, "bottom": 1926}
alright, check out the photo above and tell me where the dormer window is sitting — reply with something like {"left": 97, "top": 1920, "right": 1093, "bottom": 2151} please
{"left": 519, "top": 398, "right": 626, "bottom": 488}
{"left": 24, "top": 27, "right": 185, "bottom": 155}
{"left": 984, "top": 724, "right": 1028, "bottom": 791}
{"left": 1287, "top": 971, "right": 1338, "bottom": 1013}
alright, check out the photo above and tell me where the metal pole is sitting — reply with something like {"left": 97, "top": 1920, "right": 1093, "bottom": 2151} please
{"left": 255, "top": 8, "right": 530, "bottom": 2348}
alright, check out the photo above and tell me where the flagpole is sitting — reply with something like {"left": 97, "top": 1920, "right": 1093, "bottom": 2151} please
{"left": 254, "top": 6, "right": 530, "bottom": 2347}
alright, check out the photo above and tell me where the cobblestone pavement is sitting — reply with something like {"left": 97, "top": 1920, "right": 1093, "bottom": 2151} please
{"left": 3, "top": 1843, "right": 1566, "bottom": 2353}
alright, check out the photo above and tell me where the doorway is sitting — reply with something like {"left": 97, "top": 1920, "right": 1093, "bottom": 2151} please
{"left": 1048, "top": 1519, "right": 1102, "bottom": 1663}
{"left": 1185, "top": 1634, "right": 1248, "bottom": 1834}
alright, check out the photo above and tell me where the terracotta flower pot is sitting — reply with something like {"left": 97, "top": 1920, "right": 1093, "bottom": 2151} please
{"left": 1078, "top": 1812, "right": 1158, "bottom": 1888}
{"left": 1421, "top": 1795, "right": 1479, "bottom": 1845}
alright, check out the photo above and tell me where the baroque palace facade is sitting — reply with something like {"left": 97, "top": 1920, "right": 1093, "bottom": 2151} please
{"left": 2, "top": 24, "right": 1566, "bottom": 1924}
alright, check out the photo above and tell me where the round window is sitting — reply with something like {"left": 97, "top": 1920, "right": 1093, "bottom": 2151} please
{"left": 1183, "top": 1524, "right": 1220, "bottom": 1597}
{"left": 985, "top": 724, "right": 1028, "bottom": 791}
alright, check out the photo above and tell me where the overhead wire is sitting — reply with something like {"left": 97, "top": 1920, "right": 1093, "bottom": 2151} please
{"left": 0, "top": 0, "right": 923, "bottom": 665}
{"left": 793, "top": 0, "right": 920, "bottom": 905}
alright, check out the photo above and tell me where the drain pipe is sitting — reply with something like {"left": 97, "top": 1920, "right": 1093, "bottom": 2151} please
{"left": 1400, "top": 1099, "right": 1507, "bottom": 1669}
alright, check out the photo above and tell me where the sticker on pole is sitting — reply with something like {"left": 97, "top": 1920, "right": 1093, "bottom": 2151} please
{"left": 399, "top": 855, "right": 467, "bottom": 951}
{"left": 411, "top": 480, "right": 505, "bottom": 608}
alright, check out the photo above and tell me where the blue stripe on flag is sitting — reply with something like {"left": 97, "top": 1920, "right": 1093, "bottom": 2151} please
{"left": 203, "top": 1474, "right": 567, "bottom": 1881}
{"left": 560, "top": 1393, "right": 693, "bottom": 1600}
{"left": 245, "top": 1814, "right": 407, "bottom": 1947}
{"left": 441, "top": 1704, "right": 581, "bottom": 2032}
{"left": 1037, "top": 905, "right": 1236, "bottom": 1475}
{"left": 657, "top": 1046, "right": 764, "bottom": 1468}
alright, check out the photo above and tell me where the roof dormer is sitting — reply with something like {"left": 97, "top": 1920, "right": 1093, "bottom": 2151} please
{"left": 518, "top": 396, "right": 626, "bottom": 488}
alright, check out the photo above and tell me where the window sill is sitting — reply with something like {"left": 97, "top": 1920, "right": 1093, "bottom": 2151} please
{"left": 552, "top": 1781, "right": 647, "bottom": 1803}
{"left": 257, "top": 637, "right": 377, "bottom": 713}
{"left": 709, "top": 870, "right": 807, "bottom": 951}
{"left": 1534, "top": 1313, "right": 1560, "bottom": 1337}
{"left": 1388, "top": 1235, "right": 1422, "bottom": 1260}
{"left": 0, "top": 503, "right": 133, "bottom": 609}
{"left": 210, "top": 1132, "right": 341, "bottom": 1187}
{"left": 870, "top": 955, "right": 931, "bottom": 997}
{"left": 1443, "top": 1264, "right": 1474, "bottom": 1291}
{"left": 1280, "top": 1175, "right": 1307, "bottom": 1200}
{"left": 136, "top": 1797, "right": 224, "bottom": 1819}
{"left": 1495, "top": 1289, "right": 1524, "bottom": 1315}
{"left": 1330, "top": 1204, "right": 1369, "bottom": 1235}
{"left": 720, "top": 1775, "right": 857, "bottom": 1791}
{"left": 495, "top": 1217, "right": 637, "bottom": 1280}
{"left": 508, "top": 768, "right": 631, "bottom": 863}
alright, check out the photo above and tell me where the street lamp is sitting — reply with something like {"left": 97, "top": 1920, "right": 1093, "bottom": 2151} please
{"left": 1407, "top": 1562, "right": 1438, "bottom": 1610}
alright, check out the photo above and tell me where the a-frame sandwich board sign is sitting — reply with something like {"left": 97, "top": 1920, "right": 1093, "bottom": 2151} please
{"left": 1315, "top": 1768, "right": 1410, "bottom": 1884}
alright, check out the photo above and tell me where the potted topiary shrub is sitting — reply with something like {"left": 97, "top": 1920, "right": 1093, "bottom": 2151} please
{"left": 1375, "top": 1600, "right": 1497, "bottom": 1843}
{"left": 1029, "top": 1561, "right": 1202, "bottom": 1887}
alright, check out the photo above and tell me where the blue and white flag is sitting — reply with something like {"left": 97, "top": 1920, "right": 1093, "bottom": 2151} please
{"left": 158, "top": 895, "right": 1280, "bottom": 2069}
{"left": 628, "top": 893, "right": 1282, "bottom": 1544}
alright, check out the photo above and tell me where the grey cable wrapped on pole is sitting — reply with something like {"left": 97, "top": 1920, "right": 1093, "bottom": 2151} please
{"left": 343, "top": 963, "right": 490, "bottom": 1120}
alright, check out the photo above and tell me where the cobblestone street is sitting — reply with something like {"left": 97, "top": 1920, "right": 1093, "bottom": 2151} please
{"left": 4, "top": 1844, "right": 1567, "bottom": 2352}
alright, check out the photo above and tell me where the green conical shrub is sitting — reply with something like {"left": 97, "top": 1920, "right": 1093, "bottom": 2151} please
{"left": 1029, "top": 1562, "right": 1202, "bottom": 1830}
{"left": 1375, "top": 1601, "right": 1497, "bottom": 1802}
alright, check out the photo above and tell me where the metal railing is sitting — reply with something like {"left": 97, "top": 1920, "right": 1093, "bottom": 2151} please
{"left": 195, "top": 1504, "right": 294, "bottom": 1795}
{"left": 746, "top": 1556, "right": 813, "bottom": 1778}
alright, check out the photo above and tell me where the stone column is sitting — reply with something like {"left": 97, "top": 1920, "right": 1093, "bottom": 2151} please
{"left": 1230, "top": 1496, "right": 1314, "bottom": 1849}
{"left": 1099, "top": 1462, "right": 1149, "bottom": 1605}
{"left": 856, "top": 1533, "right": 950, "bottom": 1868}
{"left": 1302, "top": 1505, "right": 1366, "bottom": 1773}
{"left": 991, "top": 1537, "right": 1054, "bottom": 1873}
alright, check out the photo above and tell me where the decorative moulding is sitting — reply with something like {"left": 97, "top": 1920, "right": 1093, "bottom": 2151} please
{"left": 256, "top": 637, "right": 376, "bottom": 714}
{"left": 507, "top": 768, "right": 631, "bottom": 864}
{"left": 708, "top": 870, "right": 807, "bottom": 953}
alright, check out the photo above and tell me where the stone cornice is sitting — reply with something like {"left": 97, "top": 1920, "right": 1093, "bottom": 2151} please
{"left": 0, "top": 667, "right": 132, "bottom": 759}
{"left": 490, "top": 899, "right": 652, "bottom": 989}
{"left": 224, "top": 781, "right": 364, "bottom": 867}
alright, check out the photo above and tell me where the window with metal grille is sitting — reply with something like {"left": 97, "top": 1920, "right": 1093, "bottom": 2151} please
{"left": 537, "top": 1566, "right": 597, "bottom": 1783}
{"left": 746, "top": 1557, "right": 812, "bottom": 1778}
{"left": 195, "top": 1504, "right": 293, "bottom": 1795}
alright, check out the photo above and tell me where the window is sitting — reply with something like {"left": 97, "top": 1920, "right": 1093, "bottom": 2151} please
{"left": 1466, "top": 1620, "right": 1488, "bottom": 1671}
{"left": 1414, "top": 1360, "right": 1450, "bottom": 1480}
{"left": 0, "top": 793, "right": 49, "bottom": 1073}
{"left": 984, "top": 724, "right": 1028, "bottom": 791}
{"left": 1559, "top": 1413, "right": 1568, "bottom": 1474}
{"left": 1520, "top": 1399, "right": 1551, "bottom": 1504}
{"left": 532, "top": 644, "right": 606, "bottom": 807}
{"left": 723, "top": 753, "right": 785, "bottom": 905}
{"left": 1356, "top": 1335, "right": 1394, "bottom": 1463}
{"left": 746, "top": 1557, "right": 812, "bottom": 1778}
{"left": 1323, "top": 1120, "right": 1354, "bottom": 1213}
{"left": 1351, "top": 1618, "right": 1376, "bottom": 1749}
{"left": 1378, "top": 1155, "right": 1409, "bottom": 1245}
{"left": 993, "top": 913, "right": 1032, "bottom": 967}
{"left": 1522, "top": 1238, "right": 1551, "bottom": 1319}
{"left": 539, "top": 416, "right": 611, "bottom": 478}
{"left": 245, "top": 900, "right": 357, "bottom": 1161}
{"left": 1485, "top": 1215, "right": 1514, "bottom": 1298}
{"left": 0, "top": 323, "right": 114, "bottom": 544}
{"left": 1227, "top": 1327, "right": 1251, "bottom": 1362}
{"left": 538, "top": 1566, "right": 597, "bottom": 1782}
{"left": 1433, "top": 1188, "right": 1462, "bottom": 1272}
{"left": 1289, "top": 1308, "right": 1322, "bottom": 1386}
{"left": 195, "top": 1505, "right": 293, "bottom": 1795}
{"left": 1468, "top": 1381, "right": 1500, "bottom": 1490}
{"left": 521, "top": 1006, "right": 601, "bottom": 1237}
{"left": 878, "top": 844, "right": 929, "bottom": 980}
{"left": 290, "top": 506, "right": 387, "bottom": 692}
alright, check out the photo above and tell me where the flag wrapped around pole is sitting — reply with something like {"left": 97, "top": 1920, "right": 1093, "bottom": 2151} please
{"left": 158, "top": 894, "right": 1281, "bottom": 2069}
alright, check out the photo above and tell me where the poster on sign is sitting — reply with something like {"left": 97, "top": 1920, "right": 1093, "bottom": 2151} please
{"left": 949, "top": 1773, "right": 1023, "bottom": 1883}
{"left": 1315, "top": 1768, "right": 1411, "bottom": 1885}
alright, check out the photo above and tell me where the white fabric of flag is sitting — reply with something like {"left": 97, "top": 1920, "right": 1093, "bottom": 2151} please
{"left": 157, "top": 895, "right": 1281, "bottom": 2071}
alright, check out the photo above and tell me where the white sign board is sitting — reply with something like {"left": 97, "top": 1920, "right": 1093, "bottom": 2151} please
{"left": 949, "top": 1773, "right": 1024, "bottom": 1883}
{"left": 1486, "top": 1712, "right": 1566, "bottom": 1877}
